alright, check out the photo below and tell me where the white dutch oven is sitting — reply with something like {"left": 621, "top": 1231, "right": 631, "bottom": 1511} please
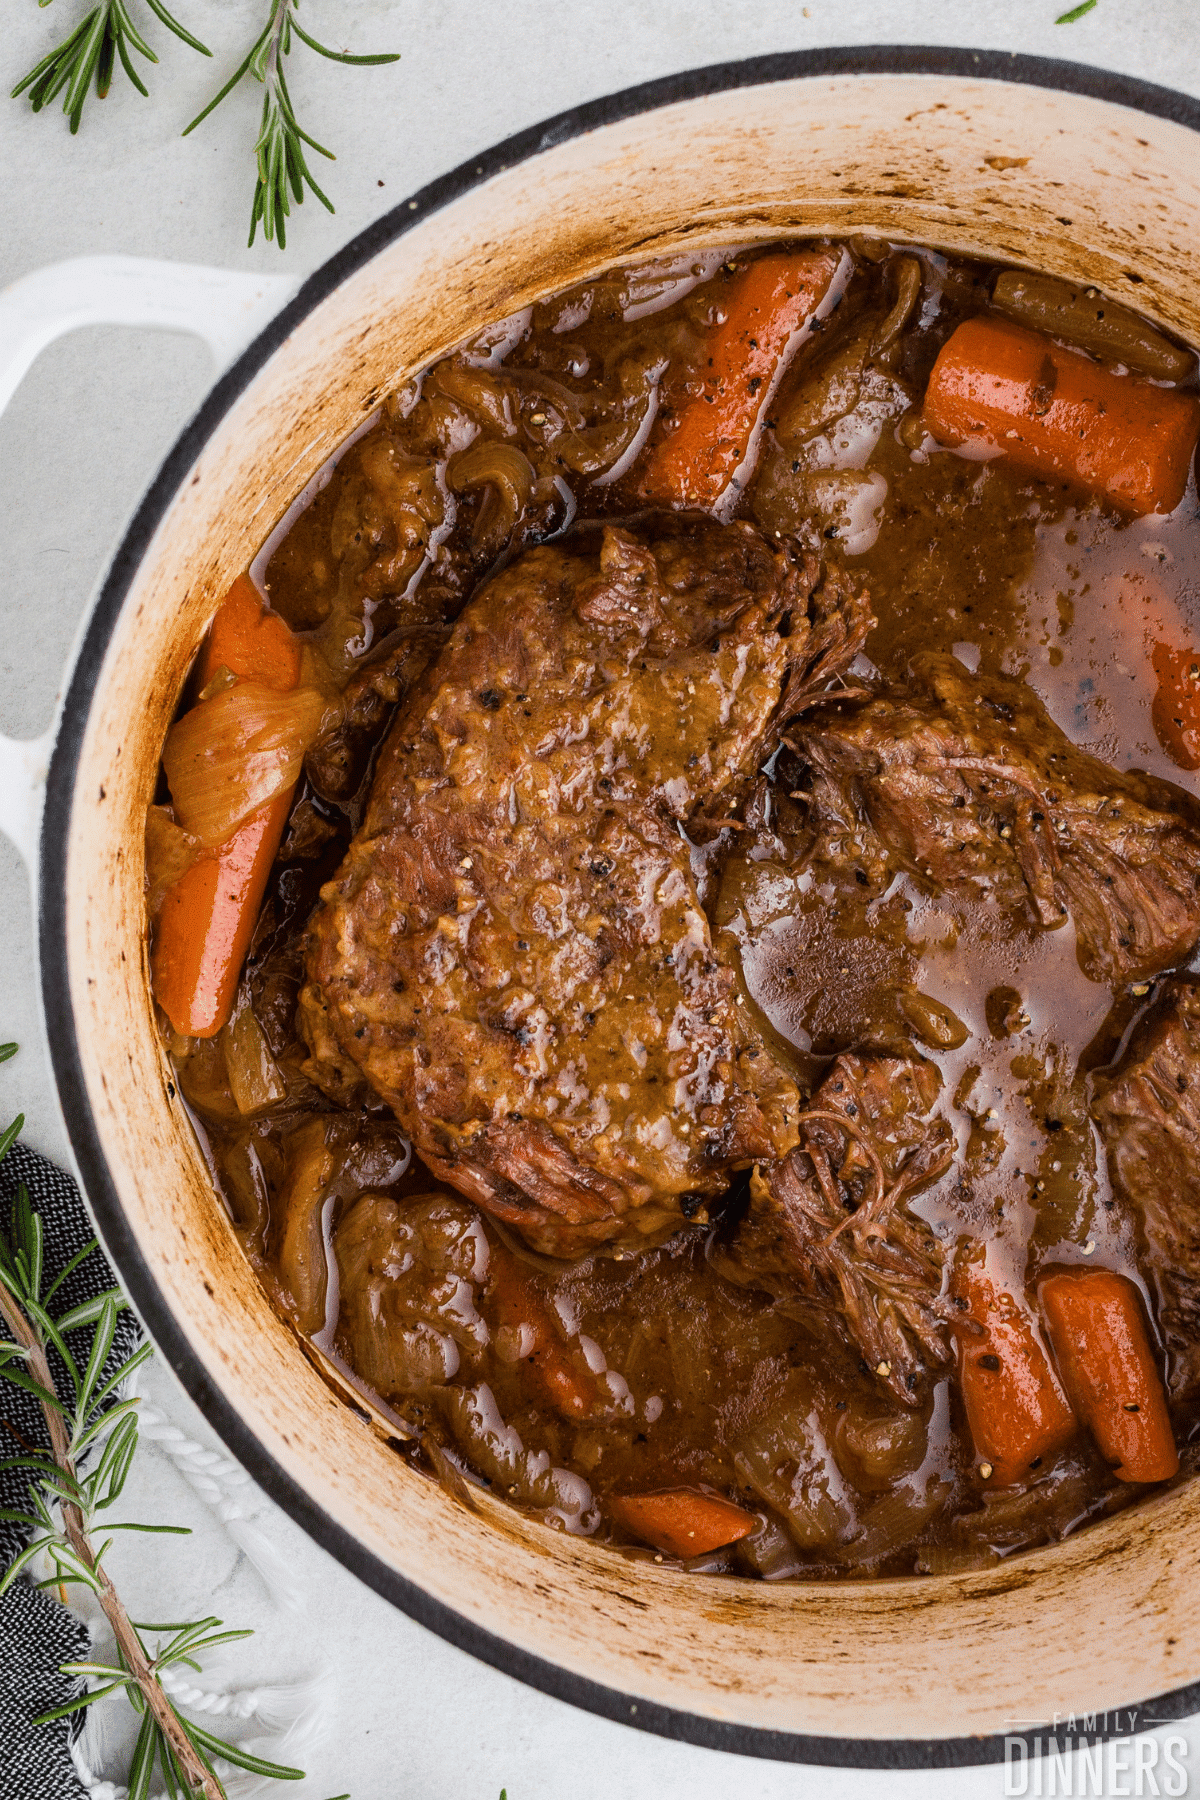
{"left": 4, "top": 46, "right": 1200, "bottom": 1771}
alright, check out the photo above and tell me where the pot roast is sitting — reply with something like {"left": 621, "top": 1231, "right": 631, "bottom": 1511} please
{"left": 153, "top": 233, "right": 1200, "bottom": 1577}
{"left": 299, "top": 515, "right": 868, "bottom": 1256}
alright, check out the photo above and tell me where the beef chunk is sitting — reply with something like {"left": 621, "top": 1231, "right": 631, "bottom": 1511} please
{"left": 721, "top": 1052, "right": 954, "bottom": 1405}
{"left": 1092, "top": 978, "right": 1200, "bottom": 1396}
{"left": 300, "top": 516, "right": 869, "bottom": 1257}
{"left": 305, "top": 625, "right": 445, "bottom": 807}
{"left": 791, "top": 653, "right": 1200, "bottom": 986}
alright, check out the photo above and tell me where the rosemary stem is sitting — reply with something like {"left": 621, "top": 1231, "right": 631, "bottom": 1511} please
{"left": 265, "top": 0, "right": 286, "bottom": 82}
{"left": 0, "top": 1284, "right": 221, "bottom": 1800}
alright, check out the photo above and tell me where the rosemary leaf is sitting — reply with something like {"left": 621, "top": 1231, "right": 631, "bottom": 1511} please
{"left": 31, "top": 1677, "right": 131, "bottom": 1724}
{"left": 0, "top": 1364, "right": 72, "bottom": 1415}
{"left": 73, "top": 1392, "right": 144, "bottom": 1456}
{"left": 185, "top": 1716, "right": 306, "bottom": 1780}
{"left": 0, "top": 1454, "right": 59, "bottom": 1477}
{"left": 42, "top": 1239, "right": 104, "bottom": 1308}
{"left": 105, "top": 1520, "right": 193, "bottom": 1533}
{"left": 0, "top": 1538, "right": 53, "bottom": 1596}
{"left": 126, "top": 1707, "right": 160, "bottom": 1800}
{"left": 184, "top": 0, "right": 397, "bottom": 249}
{"left": 142, "top": 0, "right": 210, "bottom": 56}
{"left": 92, "top": 1410, "right": 139, "bottom": 1504}
{"left": 152, "top": 1615, "right": 226, "bottom": 1660}
{"left": 80, "top": 1337, "right": 153, "bottom": 1420}
{"left": 161, "top": 1626, "right": 254, "bottom": 1661}
{"left": 160, "top": 1737, "right": 184, "bottom": 1800}
{"left": 14, "top": 1463, "right": 87, "bottom": 1506}
{"left": 0, "top": 1507, "right": 43, "bottom": 1527}
{"left": 0, "top": 1114, "right": 26, "bottom": 1166}
{"left": 73, "top": 1293, "right": 119, "bottom": 1429}
{"left": 286, "top": 11, "right": 400, "bottom": 67}
{"left": 20, "top": 1295, "right": 82, "bottom": 1392}
{"left": 11, "top": 0, "right": 211, "bottom": 135}
{"left": 131, "top": 1618, "right": 210, "bottom": 1631}
{"left": 14, "top": 1186, "right": 44, "bottom": 1301}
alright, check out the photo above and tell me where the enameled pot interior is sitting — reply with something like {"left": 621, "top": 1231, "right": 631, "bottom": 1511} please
{"left": 52, "top": 63, "right": 1200, "bottom": 1755}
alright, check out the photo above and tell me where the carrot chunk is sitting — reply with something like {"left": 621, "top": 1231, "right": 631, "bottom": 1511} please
{"left": 1040, "top": 1268, "right": 1178, "bottom": 1484}
{"left": 951, "top": 1263, "right": 1077, "bottom": 1485}
{"left": 486, "top": 1240, "right": 596, "bottom": 1421}
{"left": 1151, "top": 641, "right": 1200, "bottom": 771}
{"left": 198, "top": 572, "right": 302, "bottom": 692}
{"left": 151, "top": 576, "right": 305, "bottom": 1038}
{"left": 608, "top": 1488, "right": 757, "bottom": 1558}
{"left": 151, "top": 792, "right": 291, "bottom": 1039}
{"left": 641, "top": 249, "right": 842, "bottom": 508}
{"left": 923, "top": 315, "right": 1200, "bottom": 516}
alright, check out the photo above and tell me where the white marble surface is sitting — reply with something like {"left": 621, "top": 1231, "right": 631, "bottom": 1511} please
{"left": 5, "top": 2, "right": 1200, "bottom": 1794}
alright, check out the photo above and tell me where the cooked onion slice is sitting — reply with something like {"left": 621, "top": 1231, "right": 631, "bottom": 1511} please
{"left": 163, "top": 681, "right": 326, "bottom": 848}
{"left": 448, "top": 441, "right": 536, "bottom": 553}
{"left": 221, "top": 985, "right": 288, "bottom": 1117}
{"left": 144, "top": 804, "right": 200, "bottom": 921}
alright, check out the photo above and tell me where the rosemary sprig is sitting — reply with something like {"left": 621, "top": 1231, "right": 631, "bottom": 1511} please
{"left": 183, "top": 0, "right": 399, "bottom": 250}
{"left": 0, "top": 1057, "right": 307, "bottom": 1798}
{"left": 11, "top": 0, "right": 210, "bottom": 135}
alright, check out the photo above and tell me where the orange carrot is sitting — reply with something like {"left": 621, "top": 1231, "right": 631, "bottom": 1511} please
{"left": 152, "top": 577, "right": 304, "bottom": 1039}
{"left": 1040, "top": 1269, "right": 1178, "bottom": 1484}
{"left": 641, "top": 249, "right": 842, "bottom": 508}
{"left": 608, "top": 1489, "right": 757, "bottom": 1558}
{"left": 487, "top": 1240, "right": 596, "bottom": 1421}
{"left": 951, "top": 1263, "right": 1077, "bottom": 1485}
{"left": 151, "top": 792, "right": 291, "bottom": 1038}
{"left": 923, "top": 315, "right": 1200, "bottom": 517}
{"left": 198, "top": 572, "right": 301, "bottom": 692}
{"left": 1151, "top": 641, "right": 1200, "bottom": 771}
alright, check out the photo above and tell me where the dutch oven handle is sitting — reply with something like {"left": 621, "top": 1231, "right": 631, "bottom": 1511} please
{"left": 0, "top": 254, "right": 300, "bottom": 872}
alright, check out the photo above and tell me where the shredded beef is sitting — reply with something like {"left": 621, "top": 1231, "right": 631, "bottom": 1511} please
{"left": 790, "top": 653, "right": 1200, "bottom": 986}
{"left": 1092, "top": 978, "right": 1200, "bottom": 1397}
{"left": 720, "top": 1051, "right": 954, "bottom": 1406}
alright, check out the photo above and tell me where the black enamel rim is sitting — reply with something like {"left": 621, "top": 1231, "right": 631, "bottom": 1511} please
{"left": 37, "top": 45, "right": 1200, "bottom": 1769}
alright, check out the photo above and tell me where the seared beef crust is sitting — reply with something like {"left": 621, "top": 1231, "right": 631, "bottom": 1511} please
{"left": 300, "top": 516, "right": 867, "bottom": 1256}
{"left": 792, "top": 654, "right": 1200, "bottom": 986}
